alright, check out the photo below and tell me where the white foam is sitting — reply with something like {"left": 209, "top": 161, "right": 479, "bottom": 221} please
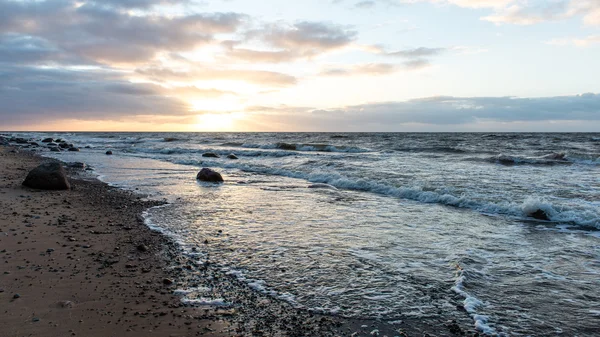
{"left": 175, "top": 159, "right": 600, "bottom": 229}
{"left": 181, "top": 298, "right": 229, "bottom": 306}
{"left": 452, "top": 269, "right": 498, "bottom": 335}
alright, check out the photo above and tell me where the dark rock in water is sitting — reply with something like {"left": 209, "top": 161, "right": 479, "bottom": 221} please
{"left": 530, "top": 209, "right": 550, "bottom": 221}
{"left": 22, "top": 162, "right": 70, "bottom": 190}
{"left": 277, "top": 142, "right": 297, "bottom": 150}
{"left": 29, "top": 142, "right": 39, "bottom": 146}
{"left": 67, "top": 147, "right": 80, "bottom": 152}
{"left": 202, "top": 152, "right": 220, "bottom": 158}
{"left": 42, "top": 138, "right": 54, "bottom": 143}
{"left": 68, "top": 162, "right": 86, "bottom": 169}
{"left": 55, "top": 139, "right": 63, "bottom": 143}
{"left": 227, "top": 154, "right": 239, "bottom": 159}
{"left": 164, "top": 137, "right": 178, "bottom": 142}
{"left": 59, "top": 143, "right": 70, "bottom": 149}
{"left": 106, "top": 150, "right": 113, "bottom": 155}
{"left": 47, "top": 142, "right": 58, "bottom": 147}
{"left": 50, "top": 147, "right": 60, "bottom": 152}
{"left": 84, "top": 145, "right": 91, "bottom": 149}
{"left": 196, "top": 168, "right": 224, "bottom": 182}
{"left": 16, "top": 138, "right": 28, "bottom": 144}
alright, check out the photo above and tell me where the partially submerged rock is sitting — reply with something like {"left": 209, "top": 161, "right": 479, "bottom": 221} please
{"left": 530, "top": 209, "right": 550, "bottom": 221}
{"left": 227, "top": 154, "right": 239, "bottom": 160}
{"left": 67, "top": 147, "right": 80, "bottom": 152}
{"left": 196, "top": 168, "right": 224, "bottom": 183}
{"left": 42, "top": 138, "right": 54, "bottom": 143}
{"left": 106, "top": 150, "right": 113, "bottom": 155}
{"left": 22, "top": 162, "right": 70, "bottom": 190}
{"left": 202, "top": 152, "right": 220, "bottom": 158}
{"left": 68, "top": 162, "right": 86, "bottom": 169}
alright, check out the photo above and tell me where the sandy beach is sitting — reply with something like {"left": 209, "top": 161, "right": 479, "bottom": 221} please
{"left": 0, "top": 147, "right": 238, "bottom": 336}
{"left": 0, "top": 144, "right": 475, "bottom": 337}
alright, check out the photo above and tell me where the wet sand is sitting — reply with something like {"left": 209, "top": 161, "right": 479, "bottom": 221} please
{"left": 0, "top": 145, "right": 474, "bottom": 337}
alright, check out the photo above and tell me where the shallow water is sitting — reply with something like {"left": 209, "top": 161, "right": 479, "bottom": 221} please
{"left": 12, "top": 132, "right": 600, "bottom": 336}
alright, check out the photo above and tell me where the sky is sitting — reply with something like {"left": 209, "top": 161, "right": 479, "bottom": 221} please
{"left": 1, "top": 0, "right": 599, "bottom": 132}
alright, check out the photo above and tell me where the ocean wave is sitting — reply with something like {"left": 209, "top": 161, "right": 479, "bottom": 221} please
{"left": 174, "top": 160, "right": 600, "bottom": 229}
{"left": 395, "top": 146, "right": 468, "bottom": 154}
{"left": 487, "top": 152, "right": 599, "bottom": 166}
{"left": 131, "top": 146, "right": 304, "bottom": 158}
{"left": 452, "top": 269, "right": 498, "bottom": 336}
{"left": 229, "top": 142, "right": 370, "bottom": 153}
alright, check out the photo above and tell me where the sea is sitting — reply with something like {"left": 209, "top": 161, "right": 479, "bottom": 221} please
{"left": 6, "top": 132, "right": 600, "bottom": 336}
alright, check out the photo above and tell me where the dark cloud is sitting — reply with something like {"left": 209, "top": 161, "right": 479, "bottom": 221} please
{"left": 242, "top": 94, "right": 600, "bottom": 130}
{"left": 0, "top": 1, "right": 246, "bottom": 64}
{"left": 0, "top": 65, "right": 189, "bottom": 125}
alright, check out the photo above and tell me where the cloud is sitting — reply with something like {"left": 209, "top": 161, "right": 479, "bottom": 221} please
{"left": 223, "top": 21, "right": 357, "bottom": 63}
{"left": 362, "top": 0, "right": 600, "bottom": 26}
{"left": 135, "top": 66, "right": 298, "bottom": 87}
{"left": 355, "top": 1, "right": 376, "bottom": 8}
{"left": 0, "top": 1, "right": 246, "bottom": 65}
{"left": 0, "top": 64, "right": 190, "bottom": 125}
{"left": 386, "top": 47, "right": 446, "bottom": 58}
{"left": 320, "top": 63, "right": 398, "bottom": 76}
{"left": 546, "top": 35, "right": 600, "bottom": 47}
{"left": 240, "top": 94, "right": 600, "bottom": 130}
{"left": 167, "top": 86, "right": 238, "bottom": 98}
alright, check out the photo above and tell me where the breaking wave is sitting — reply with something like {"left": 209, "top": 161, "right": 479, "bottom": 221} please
{"left": 175, "top": 159, "right": 600, "bottom": 229}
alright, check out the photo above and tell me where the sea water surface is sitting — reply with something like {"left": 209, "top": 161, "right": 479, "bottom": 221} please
{"left": 10, "top": 132, "right": 600, "bottom": 336}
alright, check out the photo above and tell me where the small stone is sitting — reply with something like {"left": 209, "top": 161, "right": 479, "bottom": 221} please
{"left": 105, "top": 150, "right": 113, "bottom": 155}
{"left": 162, "top": 278, "right": 174, "bottom": 285}
{"left": 137, "top": 244, "right": 149, "bottom": 252}
{"left": 32, "top": 317, "right": 40, "bottom": 322}
{"left": 13, "top": 293, "right": 21, "bottom": 299}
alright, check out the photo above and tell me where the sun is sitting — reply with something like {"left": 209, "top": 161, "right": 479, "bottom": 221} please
{"left": 193, "top": 113, "right": 236, "bottom": 131}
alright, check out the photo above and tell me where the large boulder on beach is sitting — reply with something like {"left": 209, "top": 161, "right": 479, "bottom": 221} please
{"left": 196, "top": 168, "right": 224, "bottom": 183}
{"left": 202, "top": 153, "right": 220, "bottom": 158}
{"left": 22, "top": 162, "right": 70, "bottom": 190}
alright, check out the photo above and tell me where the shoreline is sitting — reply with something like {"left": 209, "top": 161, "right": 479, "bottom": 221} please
{"left": 0, "top": 144, "right": 475, "bottom": 336}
